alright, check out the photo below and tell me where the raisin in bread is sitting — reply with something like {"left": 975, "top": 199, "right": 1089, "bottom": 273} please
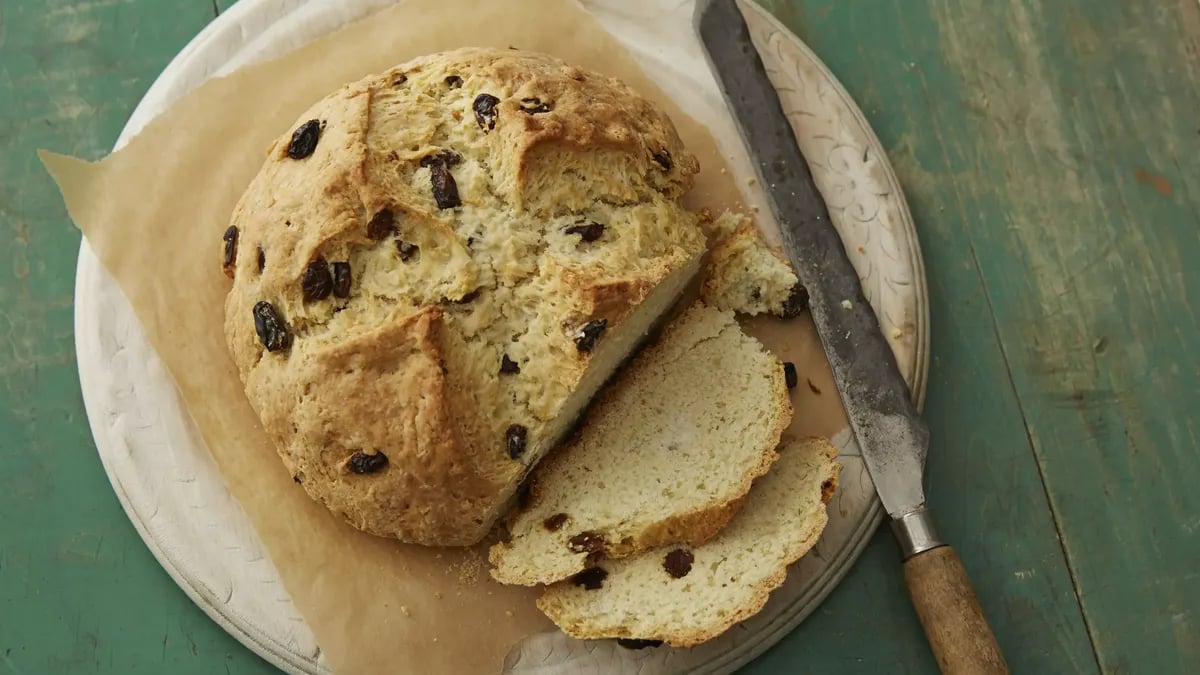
{"left": 489, "top": 304, "right": 791, "bottom": 585}
{"left": 537, "top": 437, "right": 840, "bottom": 646}
{"left": 221, "top": 48, "right": 707, "bottom": 546}
{"left": 700, "top": 212, "right": 806, "bottom": 317}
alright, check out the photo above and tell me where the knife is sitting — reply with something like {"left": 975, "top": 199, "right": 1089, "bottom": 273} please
{"left": 695, "top": 1, "right": 1008, "bottom": 672}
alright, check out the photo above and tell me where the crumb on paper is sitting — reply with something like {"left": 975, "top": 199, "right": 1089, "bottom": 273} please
{"left": 751, "top": 205, "right": 760, "bottom": 213}
{"left": 856, "top": 245, "right": 865, "bottom": 253}
{"left": 720, "top": 167, "right": 727, "bottom": 174}
{"left": 505, "top": 610, "right": 514, "bottom": 618}
{"left": 746, "top": 176, "right": 757, "bottom": 186}
{"left": 841, "top": 299, "right": 853, "bottom": 309}
{"left": 400, "top": 605, "right": 411, "bottom": 617}
{"left": 807, "top": 378, "right": 822, "bottom": 395}
{"left": 434, "top": 591, "right": 443, "bottom": 600}
{"left": 446, "top": 548, "right": 484, "bottom": 584}
{"left": 891, "top": 327, "right": 904, "bottom": 339}
{"left": 433, "top": 638, "right": 439, "bottom": 643}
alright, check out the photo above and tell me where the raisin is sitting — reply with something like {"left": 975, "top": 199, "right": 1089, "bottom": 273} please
{"left": 367, "top": 209, "right": 396, "bottom": 240}
{"left": 396, "top": 240, "right": 419, "bottom": 262}
{"left": 821, "top": 478, "right": 836, "bottom": 501}
{"left": 506, "top": 424, "right": 528, "bottom": 459}
{"left": 331, "top": 262, "right": 351, "bottom": 298}
{"left": 780, "top": 282, "right": 809, "bottom": 318}
{"left": 573, "top": 319, "right": 608, "bottom": 352}
{"left": 519, "top": 97, "right": 552, "bottom": 114}
{"left": 563, "top": 222, "right": 604, "bottom": 243}
{"left": 571, "top": 566, "right": 608, "bottom": 590}
{"left": 431, "top": 162, "right": 461, "bottom": 208}
{"left": 543, "top": 513, "right": 569, "bottom": 531}
{"left": 256, "top": 246, "right": 266, "bottom": 273}
{"left": 444, "top": 75, "right": 463, "bottom": 89}
{"left": 651, "top": 148, "right": 672, "bottom": 171}
{"left": 420, "top": 154, "right": 461, "bottom": 209}
{"left": 287, "top": 119, "right": 322, "bottom": 159}
{"left": 292, "top": 475, "right": 302, "bottom": 484}
{"left": 473, "top": 94, "right": 500, "bottom": 131}
{"left": 392, "top": 73, "right": 407, "bottom": 86}
{"left": 418, "top": 150, "right": 462, "bottom": 169}
{"left": 567, "top": 531, "right": 605, "bottom": 554}
{"left": 617, "top": 639, "right": 664, "bottom": 650}
{"left": 221, "top": 225, "right": 239, "bottom": 276}
{"left": 663, "top": 549, "right": 694, "bottom": 579}
{"left": 252, "top": 301, "right": 291, "bottom": 352}
{"left": 783, "top": 362, "right": 798, "bottom": 389}
{"left": 500, "top": 353, "right": 520, "bottom": 374}
{"left": 347, "top": 450, "right": 389, "bottom": 474}
{"left": 301, "top": 258, "right": 333, "bottom": 302}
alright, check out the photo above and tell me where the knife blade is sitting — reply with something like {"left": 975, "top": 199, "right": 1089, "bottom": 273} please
{"left": 695, "top": 2, "right": 1008, "bottom": 672}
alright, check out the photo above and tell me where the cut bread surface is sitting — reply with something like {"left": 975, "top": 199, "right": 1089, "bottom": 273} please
{"left": 536, "top": 437, "right": 841, "bottom": 646}
{"left": 489, "top": 304, "right": 792, "bottom": 585}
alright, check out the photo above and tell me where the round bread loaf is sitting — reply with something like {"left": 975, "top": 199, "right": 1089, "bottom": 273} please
{"left": 221, "top": 48, "right": 707, "bottom": 546}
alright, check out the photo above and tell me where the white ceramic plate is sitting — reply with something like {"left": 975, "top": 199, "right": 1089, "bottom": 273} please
{"left": 74, "top": 1, "right": 928, "bottom": 673}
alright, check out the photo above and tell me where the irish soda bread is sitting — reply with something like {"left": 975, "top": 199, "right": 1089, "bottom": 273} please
{"left": 221, "top": 48, "right": 707, "bottom": 546}
{"left": 700, "top": 212, "right": 805, "bottom": 317}
{"left": 489, "top": 304, "right": 792, "bottom": 585}
{"left": 537, "top": 437, "right": 841, "bottom": 646}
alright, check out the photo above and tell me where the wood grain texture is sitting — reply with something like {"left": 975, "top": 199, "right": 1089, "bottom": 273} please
{"left": 0, "top": 0, "right": 272, "bottom": 673}
{"left": 749, "top": 1, "right": 1100, "bottom": 673}
{"left": 756, "top": 0, "right": 1200, "bottom": 673}
{"left": 903, "top": 547, "right": 1009, "bottom": 674}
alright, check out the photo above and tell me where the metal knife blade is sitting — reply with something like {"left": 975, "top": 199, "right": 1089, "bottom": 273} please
{"left": 695, "top": 10, "right": 1010, "bottom": 669}
{"left": 694, "top": 0, "right": 929, "bottom": 523}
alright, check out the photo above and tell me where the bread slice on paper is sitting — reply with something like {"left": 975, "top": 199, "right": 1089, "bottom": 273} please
{"left": 537, "top": 437, "right": 840, "bottom": 646}
{"left": 489, "top": 304, "right": 792, "bottom": 586}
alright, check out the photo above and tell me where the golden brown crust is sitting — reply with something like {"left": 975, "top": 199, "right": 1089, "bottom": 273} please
{"left": 630, "top": 495, "right": 749, "bottom": 555}
{"left": 488, "top": 305, "right": 792, "bottom": 583}
{"left": 222, "top": 48, "right": 706, "bottom": 545}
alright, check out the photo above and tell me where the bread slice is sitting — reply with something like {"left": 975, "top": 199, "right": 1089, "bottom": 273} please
{"left": 700, "top": 212, "right": 805, "bottom": 317}
{"left": 489, "top": 304, "right": 791, "bottom": 585}
{"left": 537, "top": 437, "right": 840, "bottom": 646}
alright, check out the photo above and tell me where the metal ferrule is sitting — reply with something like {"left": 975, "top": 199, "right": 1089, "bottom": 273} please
{"left": 891, "top": 507, "right": 945, "bottom": 559}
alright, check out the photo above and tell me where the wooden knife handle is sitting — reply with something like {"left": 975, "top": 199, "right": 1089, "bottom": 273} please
{"left": 903, "top": 546, "right": 1010, "bottom": 675}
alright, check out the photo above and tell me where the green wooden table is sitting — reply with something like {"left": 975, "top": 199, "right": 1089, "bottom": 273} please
{"left": 3, "top": 0, "right": 1198, "bottom": 672}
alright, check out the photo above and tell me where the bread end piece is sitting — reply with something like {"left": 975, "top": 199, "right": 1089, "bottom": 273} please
{"left": 700, "top": 212, "right": 803, "bottom": 317}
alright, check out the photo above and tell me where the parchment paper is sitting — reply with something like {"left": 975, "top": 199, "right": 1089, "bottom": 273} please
{"left": 43, "top": 0, "right": 846, "bottom": 672}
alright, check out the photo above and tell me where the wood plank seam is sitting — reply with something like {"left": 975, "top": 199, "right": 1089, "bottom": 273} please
{"left": 966, "top": 244, "right": 1105, "bottom": 675}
